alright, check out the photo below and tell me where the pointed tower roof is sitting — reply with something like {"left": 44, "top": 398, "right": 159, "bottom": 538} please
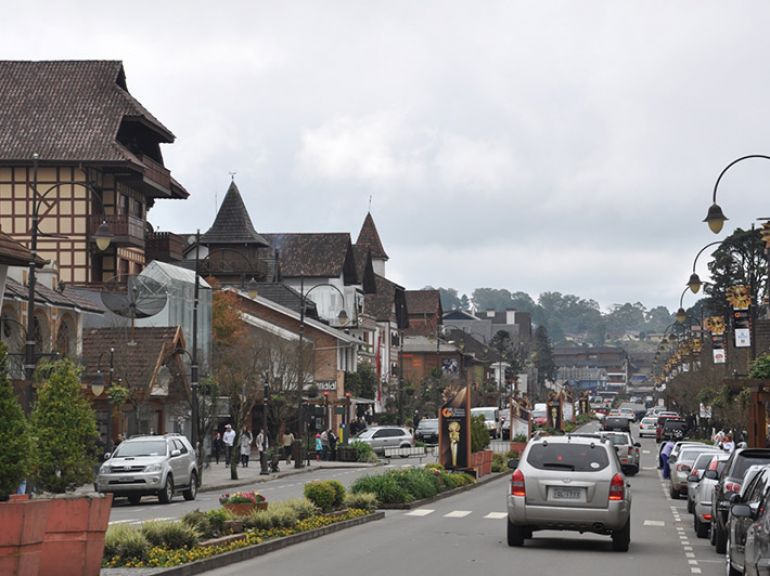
{"left": 201, "top": 181, "right": 269, "bottom": 246}
{"left": 355, "top": 212, "right": 388, "bottom": 260}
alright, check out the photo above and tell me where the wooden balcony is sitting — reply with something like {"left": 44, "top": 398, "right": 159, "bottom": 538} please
{"left": 89, "top": 214, "right": 145, "bottom": 249}
{"left": 138, "top": 154, "right": 172, "bottom": 195}
{"left": 146, "top": 232, "right": 186, "bottom": 262}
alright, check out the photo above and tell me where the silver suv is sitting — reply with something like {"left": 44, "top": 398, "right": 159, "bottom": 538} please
{"left": 507, "top": 434, "right": 632, "bottom": 551}
{"left": 95, "top": 434, "right": 198, "bottom": 505}
{"left": 353, "top": 426, "right": 414, "bottom": 455}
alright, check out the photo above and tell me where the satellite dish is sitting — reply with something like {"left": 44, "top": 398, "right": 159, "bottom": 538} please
{"left": 101, "top": 275, "right": 168, "bottom": 319}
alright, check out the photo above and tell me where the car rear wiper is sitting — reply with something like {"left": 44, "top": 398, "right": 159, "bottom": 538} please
{"left": 542, "top": 462, "right": 576, "bottom": 470}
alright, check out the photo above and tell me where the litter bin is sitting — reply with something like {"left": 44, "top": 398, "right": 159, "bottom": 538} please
{"left": 336, "top": 445, "right": 357, "bottom": 462}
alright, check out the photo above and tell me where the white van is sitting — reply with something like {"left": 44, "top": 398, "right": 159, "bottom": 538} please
{"left": 471, "top": 406, "right": 500, "bottom": 439}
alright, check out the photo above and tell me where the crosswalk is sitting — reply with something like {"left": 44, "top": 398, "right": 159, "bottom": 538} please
{"left": 404, "top": 508, "right": 506, "bottom": 519}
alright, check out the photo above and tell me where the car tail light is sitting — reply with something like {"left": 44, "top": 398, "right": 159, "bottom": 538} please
{"left": 704, "top": 513, "right": 712, "bottom": 521}
{"left": 511, "top": 469, "right": 525, "bottom": 497}
{"left": 725, "top": 481, "right": 742, "bottom": 494}
{"left": 676, "top": 464, "right": 691, "bottom": 473}
{"left": 609, "top": 473, "right": 625, "bottom": 501}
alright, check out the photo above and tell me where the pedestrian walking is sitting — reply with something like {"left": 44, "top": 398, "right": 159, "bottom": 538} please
{"left": 240, "top": 428, "right": 253, "bottom": 467}
{"left": 256, "top": 428, "right": 269, "bottom": 475}
{"left": 212, "top": 431, "right": 223, "bottom": 464}
{"left": 661, "top": 441, "right": 675, "bottom": 479}
{"left": 223, "top": 424, "right": 235, "bottom": 466}
{"left": 320, "top": 429, "right": 329, "bottom": 460}
{"left": 315, "top": 433, "right": 322, "bottom": 461}
{"left": 328, "top": 429, "right": 337, "bottom": 461}
{"left": 282, "top": 430, "right": 295, "bottom": 464}
{"left": 721, "top": 433, "right": 735, "bottom": 453}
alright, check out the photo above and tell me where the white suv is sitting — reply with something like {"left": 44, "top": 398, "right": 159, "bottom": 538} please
{"left": 95, "top": 434, "right": 198, "bottom": 505}
{"left": 507, "top": 434, "right": 632, "bottom": 551}
{"left": 353, "top": 426, "right": 414, "bottom": 455}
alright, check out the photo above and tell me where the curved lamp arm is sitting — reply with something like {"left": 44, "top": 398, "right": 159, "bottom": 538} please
{"left": 705, "top": 154, "right": 770, "bottom": 234}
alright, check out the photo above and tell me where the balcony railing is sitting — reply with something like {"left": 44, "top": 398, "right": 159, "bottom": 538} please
{"left": 138, "top": 154, "right": 171, "bottom": 191}
{"left": 89, "top": 214, "right": 145, "bottom": 248}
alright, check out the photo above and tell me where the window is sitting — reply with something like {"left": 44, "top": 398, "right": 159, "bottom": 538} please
{"left": 173, "top": 439, "right": 188, "bottom": 454}
{"left": 527, "top": 443, "right": 610, "bottom": 472}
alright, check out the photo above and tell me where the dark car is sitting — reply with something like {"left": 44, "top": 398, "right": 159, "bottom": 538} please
{"left": 661, "top": 419, "right": 689, "bottom": 442}
{"left": 711, "top": 447, "right": 770, "bottom": 554}
{"left": 602, "top": 417, "right": 631, "bottom": 433}
{"left": 655, "top": 414, "right": 682, "bottom": 443}
{"left": 728, "top": 465, "right": 770, "bottom": 576}
{"left": 415, "top": 418, "right": 439, "bottom": 444}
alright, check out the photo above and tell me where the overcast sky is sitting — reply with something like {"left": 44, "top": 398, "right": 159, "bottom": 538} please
{"left": 4, "top": 2, "right": 770, "bottom": 312}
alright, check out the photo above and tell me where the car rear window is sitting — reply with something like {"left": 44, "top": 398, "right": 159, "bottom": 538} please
{"left": 527, "top": 442, "right": 610, "bottom": 472}
{"left": 602, "top": 433, "right": 629, "bottom": 445}
{"left": 732, "top": 455, "right": 770, "bottom": 479}
{"left": 664, "top": 420, "right": 687, "bottom": 430}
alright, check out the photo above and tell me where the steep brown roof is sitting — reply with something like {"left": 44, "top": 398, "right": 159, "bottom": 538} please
{"left": 201, "top": 181, "right": 269, "bottom": 246}
{"left": 366, "top": 274, "right": 408, "bottom": 328}
{"left": 264, "top": 233, "right": 357, "bottom": 281}
{"left": 3, "top": 277, "right": 104, "bottom": 313}
{"left": 405, "top": 289, "right": 442, "bottom": 316}
{"left": 0, "top": 60, "right": 173, "bottom": 162}
{"left": 0, "top": 231, "right": 44, "bottom": 266}
{"left": 352, "top": 245, "right": 377, "bottom": 294}
{"left": 81, "top": 327, "right": 185, "bottom": 392}
{"left": 355, "top": 212, "right": 388, "bottom": 260}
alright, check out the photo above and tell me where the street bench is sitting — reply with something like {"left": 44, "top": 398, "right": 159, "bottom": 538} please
{"left": 383, "top": 446, "right": 427, "bottom": 462}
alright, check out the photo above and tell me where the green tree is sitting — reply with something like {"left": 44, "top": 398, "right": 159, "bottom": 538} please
{"left": 429, "top": 287, "right": 461, "bottom": 311}
{"left": 532, "top": 325, "right": 556, "bottom": 400}
{"left": 345, "top": 363, "right": 376, "bottom": 399}
{"left": 0, "top": 343, "right": 30, "bottom": 500}
{"left": 31, "top": 359, "right": 98, "bottom": 493}
{"left": 645, "top": 305, "right": 674, "bottom": 332}
{"left": 472, "top": 288, "right": 513, "bottom": 312}
{"left": 705, "top": 227, "right": 768, "bottom": 318}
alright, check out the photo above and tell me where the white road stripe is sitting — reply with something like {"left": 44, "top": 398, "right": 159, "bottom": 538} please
{"left": 644, "top": 520, "right": 665, "bottom": 526}
{"left": 405, "top": 509, "right": 434, "bottom": 517}
{"left": 444, "top": 510, "right": 472, "bottom": 518}
{"left": 108, "top": 519, "right": 136, "bottom": 525}
{"left": 691, "top": 569, "right": 702, "bottom": 574}
{"left": 485, "top": 512, "right": 508, "bottom": 519}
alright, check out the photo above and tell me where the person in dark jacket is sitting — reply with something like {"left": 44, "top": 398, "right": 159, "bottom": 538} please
{"left": 328, "top": 429, "right": 338, "bottom": 461}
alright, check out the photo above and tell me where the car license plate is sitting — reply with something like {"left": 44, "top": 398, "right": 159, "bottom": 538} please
{"left": 550, "top": 487, "right": 582, "bottom": 500}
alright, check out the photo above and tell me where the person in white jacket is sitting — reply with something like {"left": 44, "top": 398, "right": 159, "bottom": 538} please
{"left": 239, "top": 428, "right": 253, "bottom": 467}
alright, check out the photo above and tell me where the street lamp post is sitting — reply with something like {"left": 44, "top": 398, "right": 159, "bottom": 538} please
{"left": 24, "top": 154, "right": 113, "bottom": 413}
{"left": 92, "top": 347, "right": 115, "bottom": 452}
{"left": 260, "top": 380, "right": 270, "bottom": 475}
{"left": 704, "top": 154, "right": 770, "bottom": 234}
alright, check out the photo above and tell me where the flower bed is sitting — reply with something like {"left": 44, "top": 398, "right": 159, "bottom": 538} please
{"left": 350, "top": 465, "right": 475, "bottom": 505}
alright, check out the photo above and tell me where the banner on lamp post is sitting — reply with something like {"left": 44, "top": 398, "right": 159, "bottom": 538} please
{"left": 705, "top": 316, "right": 727, "bottom": 365}
{"left": 733, "top": 309, "right": 751, "bottom": 348}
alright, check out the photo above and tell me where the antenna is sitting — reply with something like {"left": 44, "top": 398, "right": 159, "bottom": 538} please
{"left": 368, "top": 195, "right": 372, "bottom": 212}
{"left": 101, "top": 275, "right": 168, "bottom": 345}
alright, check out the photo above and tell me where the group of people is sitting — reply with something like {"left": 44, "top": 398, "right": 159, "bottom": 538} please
{"left": 211, "top": 424, "right": 268, "bottom": 468}
{"left": 314, "top": 429, "right": 338, "bottom": 461}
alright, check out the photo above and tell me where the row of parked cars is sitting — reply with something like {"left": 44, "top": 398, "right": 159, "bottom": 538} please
{"left": 672, "top": 441, "right": 770, "bottom": 575}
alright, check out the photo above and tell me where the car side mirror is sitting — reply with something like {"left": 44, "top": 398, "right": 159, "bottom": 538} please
{"left": 171, "top": 449, "right": 182, "bottom": 457}
{"left": 103, "top": 452, "right": 111, "bottom": 461}
{"left": 731, "top": 503, "right": 754, "bottom": 519}
{"left": 634, "top": 442, "right": 641, "bottom": 448}
{"left": 704, "top": 470, "right": 718, "bottom": 480}
{"left": 687, "top": 474, "right": 700, "bottom": 483}
{"left": 729, "top": 492, "right": 742, "bottom": 504}
{"left": 507, "top": 458, "right": 519, "bottom": 470}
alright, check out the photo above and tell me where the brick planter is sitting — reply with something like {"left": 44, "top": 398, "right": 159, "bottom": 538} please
{"left": 0, "top": 496, "right": 51, "bottom": 576}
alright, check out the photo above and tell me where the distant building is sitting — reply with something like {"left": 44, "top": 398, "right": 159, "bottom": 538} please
{"left": 553, "top": 346, "right": 629, "bottom": 393}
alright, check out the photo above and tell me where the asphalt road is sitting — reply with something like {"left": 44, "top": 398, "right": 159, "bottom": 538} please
{"left": 199, "top": 422, "right": 728, "bottom": 576}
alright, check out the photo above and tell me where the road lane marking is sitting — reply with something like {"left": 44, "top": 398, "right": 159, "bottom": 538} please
{"left": 688, "top": 560, "right": 698, "bottom": 565}
{"left": 643, "top": 450, "right": 651, "bottom": 454}
{"left": 108, "top": 519, "right": 136, "bottom": 525}
{"left": 686, "top": 553, "right": 695, "bottom": 558}
{"left": 444, "top": 511, "right": 471, "bottom": 518}
{"left": 485, "top": 512, "right": 508, "bottom": 519}
{"left": 684, "top": 546, "right": 693, "bottom": 551}
{"left": 691, "top": 569, "right": 702, "bottom": 574}
{"left": 643, "top": 520, "right": 665, "bottom": 526}
{"left": 405, "top": 509, "right": 434, "bottom": 516}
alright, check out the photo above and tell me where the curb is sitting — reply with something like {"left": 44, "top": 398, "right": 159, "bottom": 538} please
{"left": 101, "top": 511, "right": 385, "bottom": 576}
{"left": 378, "top": 470, "right": 510, "bottom": 510}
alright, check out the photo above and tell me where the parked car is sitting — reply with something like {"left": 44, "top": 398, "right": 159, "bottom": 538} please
{"left": 95, "top": 433, "right": 198, "bottom": 505}
{"left": 687, "top": 452, "right": 723, "bottom": 513}
{"left": 692, "top": 453, "right": 730, "bottom": 538}
{"left": 661, "top": 418, "right": 690, "bottom": 442}
{"left": 669, "top": 445, "right": 721, "bottom": 499}
{"left": 712, "top": 447, "right": 770, "bottom": 554}
{"left": 639, "top": 417, "right": 658, "bottom": 438}
{"left": 600, "top": 431, "right": 640, "bottom": 476}
{"left": 602, "top": 416, "right": 631, "bottom": 433}
{"left": 471, "top": 406, "right": 500, "bottom": 439}
{"left": 506, "top": 434, "right": 632, "bottom": 551}
{"left": 727, "top": 465, "right": 770, "bottom": 576}
{"left": 352, "top": 426, "right": 414, "bottom": 455}
{"left": 655, "top": 414, "right": 683, "bottom": 443}
{"left": 415, "top": 418, "right": 439, "bottom": 444}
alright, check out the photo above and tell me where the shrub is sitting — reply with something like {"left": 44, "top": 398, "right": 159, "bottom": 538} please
{"left": 104, "top": 524, "right": 151, "bottom": 564}
{"left": 391, "top": 468, "right": 438, "bottom": 500}
{"left": 351, "top": 441, "right": 378, "bottom": 463}
{"left": 350, "top": 473, "right": 410, "bottom": 504}
{"left": 750, "top": 353, "right": 770, "bottom": 379}
{"left": 344, "top": 491, "right": 378, "bottom": 511}
{"left": 0, "top": 343, "right": 30, "bottom": 500}
{"left": 512, "top": 434, "right": 528, "bottom": 443}
{"left": 283, "top": 498, "right": 319, "bottom": 520}
{"left": 471, "top": 414, "right": 490, "bottom": 453}
{"left": 491, "top": 453, "right": 506, "bottom": 472}
{"left": 243, "top": 505, "right": 298, "bottom": 530}
{"left": 219, "top": 491, "right": 266, "bottom": 505}
{"left": 504, "top": 449, "right": 520, "bottom": 459}
{"left": 425, "top": 463, "right": 444, "bottom": 472}
{"left": 326, "top": 479, "right": 346, "bottom": 508}
{"left": 304, "top": 481, "right": 336, "bottom": 512}
{"left": 141, "top": 521, "right": 199, "bottom": 550}
{"left": 30, "top": 359, "right": 98, "bottom": 493}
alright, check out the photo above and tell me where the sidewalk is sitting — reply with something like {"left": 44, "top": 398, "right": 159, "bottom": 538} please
{"left": 196, "top": 456, "right": 382, "bottom": 493}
